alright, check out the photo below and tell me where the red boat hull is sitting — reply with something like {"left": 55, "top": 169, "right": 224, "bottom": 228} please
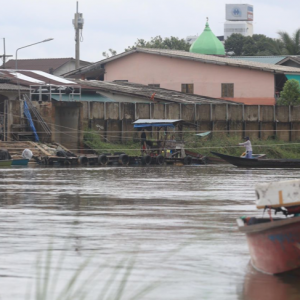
{"left": 237, "top": 217, "right": 300, "bottom": 274}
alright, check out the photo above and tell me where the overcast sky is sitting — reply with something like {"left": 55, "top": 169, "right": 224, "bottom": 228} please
{"left": 0, "top": 0, "right": 299, "bottom": 64}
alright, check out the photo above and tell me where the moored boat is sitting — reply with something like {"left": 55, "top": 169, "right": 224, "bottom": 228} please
{"left": 211, "top": 151, "right": 300, "bottom": 168}
{"left": 0, "top": 160, "right": 12, "bottom": 167}
{"left": 237, "top": 179, "right": 300, "bottom": 274}
{"left": 11, "top": 159, "right": 29, "bottom": 166}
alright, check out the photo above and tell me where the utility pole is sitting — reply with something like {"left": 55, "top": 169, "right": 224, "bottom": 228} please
{"left": 0, "top": 38, "right": 12, "bottom": 69}
{"left": 72, "top": 2, "right": 84, "bottom": 69}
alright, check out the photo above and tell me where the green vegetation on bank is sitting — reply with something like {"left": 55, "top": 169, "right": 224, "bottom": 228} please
{"left": 84, "top": 129, "right": 300, "bottom": 159}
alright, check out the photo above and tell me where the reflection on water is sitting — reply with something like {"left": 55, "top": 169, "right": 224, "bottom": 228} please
{"left": 240, "top": 263, "right": 300, "bottom": 300}
{"left": 0, "top": 165, "right": 300, "bottom": 299}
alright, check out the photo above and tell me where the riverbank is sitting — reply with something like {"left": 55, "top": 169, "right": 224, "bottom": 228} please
{"left": 84, "top": 130, "right": 300, "bottom": 159}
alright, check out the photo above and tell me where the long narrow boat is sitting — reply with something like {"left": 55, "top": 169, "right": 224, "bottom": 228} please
{"left": 0, "top": 160, "right": 12, "bottom": 167}
{"left": 210, "top": 151, "right": 300, "bottom": 168}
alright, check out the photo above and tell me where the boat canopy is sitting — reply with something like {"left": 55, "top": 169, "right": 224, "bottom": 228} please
{"left": 133, "top": 119, "right": 182, "bottom": 128}
{"left": 256, "top": 179, "right": 300, "bottom": 209}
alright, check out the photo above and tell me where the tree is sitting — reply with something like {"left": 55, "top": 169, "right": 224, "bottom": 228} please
{"left": 125, "top": 36, "right": 190, "bottom": 52}
{"left": 277, "top": 29, "right": 300, "bottom": 55}
{"left": 224, "top": 34, "right": 246, "bottom": 55}
{"left": 277, "top": 79, "right": 300, "bottom": 105}
{"left": 102, "top": 49, "right": 117, "bottom": 58}
{"left": 242, "top": 36, "right": 258, "bottom": 56}
{"left": 225, "top": 33, "right": 285, "bottom": 56}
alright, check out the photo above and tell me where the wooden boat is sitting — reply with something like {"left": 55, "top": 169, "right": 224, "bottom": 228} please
{"left": 0, "top": 160, "right": 12, "bottom": 167}
{"left": 240, "top": 153, "right": 266, "bottom": 159}
{"left": 12, "top": 159, "right": 29, "bottom": 166}
{"left": 211, "top": 152, "right": 300, "bottom": 168}
{"left": 237, "top": 179, "right": 300, "bottom": 274}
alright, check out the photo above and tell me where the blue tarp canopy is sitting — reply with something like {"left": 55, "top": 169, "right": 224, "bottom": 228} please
{"left": 133, "top": 119, "right": 181, "bottom": 129}
{"left": 285, "top": 74, "right": 300, "bottom": 85}
{"left": 134, "top": 123, "right": 175, "bottom": 128}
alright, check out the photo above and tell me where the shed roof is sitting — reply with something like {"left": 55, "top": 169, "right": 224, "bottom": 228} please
{"left": 229, "top": 56, "right": 287, "bottom": 64}
{"left": 0, "top": 70, "right": 78, "bottom": 87}
{"left": 3, "top": 58, "right": 91, "bottom": 73}
{"left": 72, "top": 79, "right": 238, "bottom": 105}
{"left": 63, "top": 48, "right": 300, "bottom": 77}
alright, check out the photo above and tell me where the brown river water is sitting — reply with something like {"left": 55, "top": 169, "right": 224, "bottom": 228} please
{"left": 0, "top": 164, "right": 300, "bottom": 300}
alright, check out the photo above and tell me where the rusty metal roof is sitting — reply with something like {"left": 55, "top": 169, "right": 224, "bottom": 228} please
{"left": 0, "top": 83, "right": 30, "bottom": 91}
{"left": 73, "top": 79, "right": 238, "bottom": 105}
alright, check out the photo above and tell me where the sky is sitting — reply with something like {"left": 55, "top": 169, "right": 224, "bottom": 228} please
{"left": 0, "top": 0, "right": 299, "bottom": 64}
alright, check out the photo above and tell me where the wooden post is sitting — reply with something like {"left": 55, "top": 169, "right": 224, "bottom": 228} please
{"left": 226, "top": 104, "right": 230, "bottom": 135}
{"left": 210, "top": 104, "right": 214, "bottom": 138}
{"left": 289, "top": 105, "right": 292, "bottom": 142}
{"left": 258, "top": 105, "right": 261, "bottom": 139}
{"left": 273, "top": 105, "right": 277, "bottom": 139}
{"left": 179, "top": 103, "right": 182, "bottom": 119}
{"left": 242, "top": 104, "right": 245, "bottom": 139}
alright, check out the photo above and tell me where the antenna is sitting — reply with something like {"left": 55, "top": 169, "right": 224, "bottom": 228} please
{"left": 0, "top": 38, "right": 12, "bottom": 69}
{"left": 72, "top": 1, "right": 84, "bottom": 69}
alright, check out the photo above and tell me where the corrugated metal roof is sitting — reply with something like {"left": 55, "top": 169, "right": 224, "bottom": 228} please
{"left": 3, "top": 58, "right": 91, "bottom": 73}
{"left": 0, "top": 70, "right": 78, "bottom": 87}
{"left": 64, "top": 48, "right": 300, "bottom": 77}
{"left": 51, "top": 94, "right": 115, "bottom": 102}
{"left": 73, "top": 80, "right": 238, "bottom": 105}
{"left": 0, "top": 83, "right": 30, "bottom": 91}
{"left": 229, "top": 56, "right": 287, "bottom": 64}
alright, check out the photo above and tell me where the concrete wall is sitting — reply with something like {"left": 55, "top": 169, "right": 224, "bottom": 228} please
{"left": 104, "top": 52, "right": 275, "bottom": 105}
{"left": 14, "top": 101, "right": 300, "bottom": 151}
{"left": 85, "top": 102, "right": 300, "bottom": 142}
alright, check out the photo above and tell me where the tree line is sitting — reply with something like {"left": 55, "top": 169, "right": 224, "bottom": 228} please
{"left": 102, "top": 28, "right": 300, "bottom": 57}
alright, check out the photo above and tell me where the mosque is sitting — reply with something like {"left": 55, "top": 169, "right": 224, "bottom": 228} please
{"left": 65, "top": 20, "right": 300, "bottom": 105}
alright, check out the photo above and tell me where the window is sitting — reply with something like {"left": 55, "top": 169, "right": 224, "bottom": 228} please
{"left": 181, "top": 84, "right": 194, "bottom": 94}
{"left": 221, "top": 83, "right": 234, "bottom": 97}
{"left": 148, "top": 84, "right": 160, "bottom": 88}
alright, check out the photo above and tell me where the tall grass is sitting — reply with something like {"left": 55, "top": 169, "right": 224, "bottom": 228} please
{"left": 83, "top": 129, "right": 300, "bottom": 159}
{"left": 28, "top": 246, "right": 161, "bottom": 300}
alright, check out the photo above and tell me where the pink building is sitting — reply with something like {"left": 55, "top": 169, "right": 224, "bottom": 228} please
{"left": 65, "top": 48, "right": 300, "bottom": 105}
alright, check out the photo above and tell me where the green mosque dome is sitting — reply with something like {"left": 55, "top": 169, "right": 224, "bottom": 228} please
{"left": 190, "top": 20, "right": 225, "bottom": 55}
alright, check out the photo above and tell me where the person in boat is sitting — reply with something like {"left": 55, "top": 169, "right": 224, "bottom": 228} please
{"left": 239, "top": 136, "right": 252, "bottom": 159}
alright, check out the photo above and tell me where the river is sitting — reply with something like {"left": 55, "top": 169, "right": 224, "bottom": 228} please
{"left": 0, "top": 164, "right": 300, "bottom": 300}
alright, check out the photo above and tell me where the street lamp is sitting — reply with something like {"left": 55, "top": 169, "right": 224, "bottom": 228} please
{"left": 15, "top": 38, "right": 53, "bottom": 100}
{"left": 15, "top": 38, "right": 53, "bottom": 70}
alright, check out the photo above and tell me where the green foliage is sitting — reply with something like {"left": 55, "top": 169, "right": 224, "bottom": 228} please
{"left": 29, "top": 244, "right": 161, "bottom": 300}
{"left": 224, "top": 34, "right": 246, "bottom": 55}
{"left": 102, "top": 49, "right": 117, "bottom": 58}
{"left": 225, "top": 34, "right": 285, "bottom": 56}
{"left": 182, "top": 132, "right": 300, "bottom": 159}
{"left": 125, "top": 36, "right": 190, "bottom": 52}
{"left": 278, "top": 28, "right": 300, "bottom": 55}
{"left": 84, "top": 129, "right": 141, "bottom": 156}
{"left": 277, "top": 79, "right": 300, "bottom": 105}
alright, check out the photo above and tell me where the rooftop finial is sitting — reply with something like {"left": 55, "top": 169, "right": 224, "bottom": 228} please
{"left": 206, "top": 17, "right": 209, "bottom": 22}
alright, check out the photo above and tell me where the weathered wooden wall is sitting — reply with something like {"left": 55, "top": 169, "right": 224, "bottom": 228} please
{"left": 85, "top": 103, "right": 300, "bottom": 142}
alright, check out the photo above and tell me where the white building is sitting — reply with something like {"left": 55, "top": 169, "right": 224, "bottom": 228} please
{"left": 224, "top": 21, "right": 253, "bottom": 40}
{"left": 224, "top": 4, "right": 253, "bottom": 40}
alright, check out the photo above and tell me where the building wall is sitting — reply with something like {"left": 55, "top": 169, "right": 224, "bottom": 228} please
{"left": 104, "top": 52, "right": 275, "bottom": 105}
{"left": 55, "top": 61, "right": 91, "bottom": 76}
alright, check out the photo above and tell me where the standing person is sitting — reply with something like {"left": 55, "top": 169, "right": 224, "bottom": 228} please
{"left": 239, "top": 136, "right": 252, "bottom": 159}
{"left": 141, "top": 129, "right": 146, "bottom": 154}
